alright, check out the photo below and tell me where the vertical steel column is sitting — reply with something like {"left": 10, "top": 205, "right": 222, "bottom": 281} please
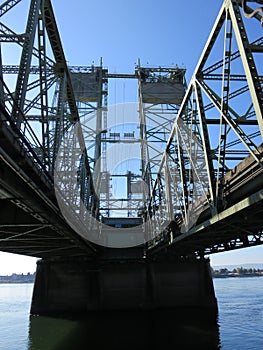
{"left": 38, "top": 0, "right": 50, "bottom": 170}
{"left": 0, "top": 44, "right": 4, "bottom": 103}
{"left": 52, "top": 71, "right": 67, "bottom": 172}
{"left": 230, "top": 0, "right": 263, "bottom": 137}
{"left": 137, "top": 67, "right": 152, "bottom": 203}
{"left": 94, "top": 65, "right": 104, "bottom": 220}
{"left": 164, "top": 153, "right": 173, "bottom": 223}
{"left": 195, "top": 83, "right": 217, "bottom": 214}
{"left": 216, "top": 12, "right": 233, "bottom": 207}
{"left": 11, "top": 0, "right": 41, "bottom": 125}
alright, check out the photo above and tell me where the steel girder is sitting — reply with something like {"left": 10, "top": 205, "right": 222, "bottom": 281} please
{"left": 0, "top": 0, "right": 65, "bottom": 173}
{"left": 145, "top": 0, "right": 263, "bottom": 257}
{"left": 0, "top": 0, "right": 263, "bottom": 258}
{"left": 0, "top": 0, "right": 100, "bottom": 257}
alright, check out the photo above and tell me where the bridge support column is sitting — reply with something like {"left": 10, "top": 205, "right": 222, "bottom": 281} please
{"left": 30, "top": 257, "right": 217, "bottom": 317}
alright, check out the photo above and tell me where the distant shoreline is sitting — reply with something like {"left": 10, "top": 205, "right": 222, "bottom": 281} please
{"left": 211, "top": 267, "right": 263, "bottom": 278}
{"left": 213, "top": 273, "right": 263, "bottom": 278}
{"left": 0, "top": 272, "right": 35, "bottom": 284}
{"left": 0, "top": 268, "right": 263, "bottom": 284}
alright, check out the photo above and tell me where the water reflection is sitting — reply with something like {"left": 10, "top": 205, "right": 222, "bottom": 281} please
{"left": 28, "top": 308, "right": 220, "bottom": 350}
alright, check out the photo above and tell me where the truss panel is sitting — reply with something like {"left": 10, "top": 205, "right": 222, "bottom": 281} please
{"left": 0, "top": 0, "right": 263, "bottom": 256}
{"left": 145, "top": 0, "right": 263, "bottom": 257}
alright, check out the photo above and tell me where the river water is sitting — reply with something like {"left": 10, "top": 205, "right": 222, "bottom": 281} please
{"left": 0, "top": 277, "right": 262, "bottom": 349}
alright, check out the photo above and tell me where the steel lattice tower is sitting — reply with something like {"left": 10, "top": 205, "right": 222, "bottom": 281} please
{"left": 0, "top": 0, "right": 262, "bottom": 257}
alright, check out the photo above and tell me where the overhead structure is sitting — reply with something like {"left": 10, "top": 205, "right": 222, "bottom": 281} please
{"left": 145, "top": 0, "right": 263, "bottom": 257}
{"left": 0, "top": 0, "right": 99, "bottom": 257}
{"left": 0, "top": 0, "right": 262, "bottom": 259}
{"left": 137, "top": 64, "right": 186, "bottom": 199}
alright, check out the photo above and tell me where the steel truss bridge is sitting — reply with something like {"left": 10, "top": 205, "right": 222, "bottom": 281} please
{"left": 0, "top": 0, "right": 263, "bottom": 260}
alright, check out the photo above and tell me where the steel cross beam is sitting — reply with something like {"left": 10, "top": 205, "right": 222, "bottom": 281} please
{"left": 242, "top": 0, "right": 263, "bottom": 24}
{"left": 0, "top": 0, "right": 22, "bottom": 17}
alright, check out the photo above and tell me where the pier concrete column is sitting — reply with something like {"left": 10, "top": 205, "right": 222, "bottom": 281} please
{"left": 30, "top": 257, "right": 217, "bottom": 317}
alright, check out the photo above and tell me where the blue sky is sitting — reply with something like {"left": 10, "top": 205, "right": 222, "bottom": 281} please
{"left": 0, "top": 0, "right": 262, "bottom": 274}
{"left": 52, "top": 0, "right": 222, "bottom": 79}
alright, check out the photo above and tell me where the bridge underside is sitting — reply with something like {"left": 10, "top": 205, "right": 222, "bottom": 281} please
{"left": 0, "top": 0, "right": 262, "bottom": 261}
{"left": 0, "top": 0, "right": 262, "bottom": 320}
{"left": 1, "top": 114, "right": 263, "bottom": 259}
{"left": 149, "top": 187, "right": 263, "bottom": 258}
{"left": 0, "top": 113, "right": 96, "bottom": 258}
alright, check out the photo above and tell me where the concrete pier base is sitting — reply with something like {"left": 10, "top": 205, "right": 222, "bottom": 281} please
{"left": 30, "top": 257, "right": 217, "bottom": 317}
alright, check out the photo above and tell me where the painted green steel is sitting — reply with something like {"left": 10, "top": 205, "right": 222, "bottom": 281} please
{"left": 0, "top": 0, "right": 262, "bottom": 259}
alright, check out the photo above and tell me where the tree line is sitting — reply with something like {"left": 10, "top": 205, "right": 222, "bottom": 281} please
{"left": 0, "top": 272, "right": 36, "bottom": 283}
{"left": 211, "top": 267, "right": 263, "bottom": 278}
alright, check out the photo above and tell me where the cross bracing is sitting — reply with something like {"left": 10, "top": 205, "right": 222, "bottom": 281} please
{"left": 0, "top": 0, "right": 262, "bottom": 258}
{"left": 145, "top": 0, "right": 263, "bottom": 257}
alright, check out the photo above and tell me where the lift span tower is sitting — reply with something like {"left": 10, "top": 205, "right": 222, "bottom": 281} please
{"left": 0, "top": 0, "right": 262, "bottom": 315}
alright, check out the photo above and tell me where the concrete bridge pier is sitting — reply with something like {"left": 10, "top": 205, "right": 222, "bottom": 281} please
{"left": 30, "top": 257, "right": 218, "bottom": 317}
